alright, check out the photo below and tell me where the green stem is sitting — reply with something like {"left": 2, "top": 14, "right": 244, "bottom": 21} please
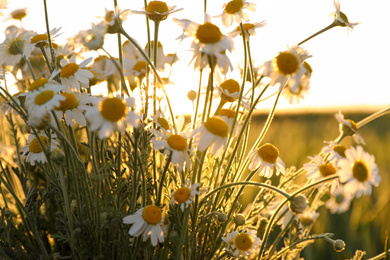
{"left": 357, "top": 106, "right": 390, "bottom": 129}
{"left": 297, "top": 21, "right": 338, "bottom": 45}
{"left": 43, "top": 0, "right": 56, "bottom": 70}
{"left": 156, "top": 152, "right": 172, "bottom": 206}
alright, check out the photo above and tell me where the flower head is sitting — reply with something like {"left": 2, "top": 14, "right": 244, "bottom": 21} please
{"left": 222, "top": 229, "right": 262, "bottom": 258}
{"left": 338, "top": 146, "right": 380, "bottom": 198}
{"left": 228, "top": 21, "right": 266, "bottom": 39}
{"left": 325, "top": 185, "right": 352, "bottom": 214}
{"left": 170, "top": 181, "right": 200, "bottom": 211}
{"left": 0, "top": 29, "right": 33, "bottom": 66}
{"left": 331, "top": 0, "right": 360, "bottom": 31}
{"left": 191, "top": 116, "right": 229, "bottom": 157}
{"left": 60, "top": 55, "right": 94, "bottom": 92}
{"left": 133, "top": 1, "right": 182, "bottom": 22}
{"left": 216, "top": 0, "right": 256, "bottom": 28}
{"left": 25, "top": 82, "right": 65, "bottom": 116}
{"left": 334, "top": 111, "right": 365, "bottom": 144}
{"left": 123, "top": 205, "right": 164, "bottom": 246}
{"left": 303, "top": 155, "right": 338, "bottom": 183}
{"left": 84, "top": 95, "right": 140, "bottom": 139}
{"left": 22, "top": 131, "right": 59, "bottom": 166}
{"left": 321, "top": 141, "right": 347, "bottom": 164}
{"left": 248, "top": 143, "right": 285, "bottom": 178}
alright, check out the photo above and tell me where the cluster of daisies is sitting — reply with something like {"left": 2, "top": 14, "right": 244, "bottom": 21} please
{"left": 0, "top": 0, "right": 376, "bottom": 258}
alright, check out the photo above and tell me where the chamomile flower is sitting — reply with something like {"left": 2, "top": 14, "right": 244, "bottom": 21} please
{"left": 122, "top": 205, "right": 164, "bottom": 246}
{"left": 27, "top": 27, "right": 62, "bottom": 50}
{"left": 331, "top": 0, "right": 360, "bottom": 31}
{"left": 84, "top": 95, "right": 140, "bottom": 139}
{"left": 25, "top": 83, "right": 65, "bottom": 116}
{"left": 216, "top": 109, "right": 241, "bottom": 136}
{"left": 0, "top": 29, "right": 33, "bottom": 66}
{"left": 303, "top": 155, "right": 338, "bottom": 183}
{"left": 334, "top": 111, "right": 365, "bottom": 144}
{"left": 152, "top": 132, "right": 191, "bottom": 172}
{"left": 191, "top": 116, "right": 229, "bottom": 157}
{"left": 76, "top": 22, "right": 106, "bottom": 51}
{"left": 321, "top": 141, "right": 347, "bottom": 164}
{"left": 217, "top": 79, "right": 240, "bottom": 103}
{"left": 170, "top": 181, "right": 200, "bottom": 211}
{"left": 60, "top": 55, "right": 94, "bottom": 92}
{"left": 248, "top": 143, "right": 285, "bottom": 178}
{"left": 216, "top": 0, "right": 256, "bottom": 28}
{"left": 173, "top": 15, "right": 234, "bottom": 72}
{"left": 263, "top": 46, "right": 308, "bottom": 91}
{"left": 22, "top": 132, "right": 59, "bottom": 166}
{"left": 132, "top": 1, "right": 182, "bottom": 22}
{"left": 228, "top": 21, "right": 266, "bottom": 39}
{"left": 325, "top": 185, "right": 353, "bottom": 214}
{"left": 338, "top": 146, "right": 380, "bottom": 198}
{"left": 102, "top": 6, "right": 131, "bottom": 34}
{"left": 54, "top": 92, "right": 96, "bottom": 127}
{"left": 282, "top": 73, "right": 311, "bottom": 104}
{"left": 222, "top": 229, "right": 262, "bottom": 258}
{"left": 124, "top": 58, "right": 147, "bottom": 91}
{"left": 6, "top": 8, "right": 27, "bottom": 22}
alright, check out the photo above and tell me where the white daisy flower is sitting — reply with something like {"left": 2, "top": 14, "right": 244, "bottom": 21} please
{"left": 76, "top": 22, "right": 106, "bottom": 51}
{"left": 215, "top": 108, "right": 241, "bottom": 137}
{"left": 60, "top": 55, "right": 94, "bottom": 92}
{"left": 4, "top": 8, "right": 27, "bottom": 22}
{"left": 169, "top": 181, "right": 200, "bottom": 211}
{"left": 0, "top": 29, "right": 33, "bottom": 66}
{"left": 228, "top": 21, "right": 266, "bottom": 39}
{"left": 325, "top": 185, "right": 353, "bottom": 214}
{"left": 281, "top": 76, "right": 310, "bottom": 104}
{"left": 216, "top": 0, "right": 256, "bottom": 28}
{"left": 248, "top": 143, "right": 285, "bottom": 178}
{"left": 144, "top": 41, "right": 177, "bottom": 70}
{"left": 262, "top": 45, "right": 308, "bottom": 91}
{"left": 331, "top": 0, "right": 360, "bottom": 31}
{"left": 132, "top": 1, "right": 182, "bottom": 22}
{"left": 222, "top": 229, "right": 262, "bottom": 258}
{"left": 53, "top": 92, "right": 96, "bottom": 127}
{"left": 152, "top": 132, "right": 191, "bottom": 172}
{"left": 173, "top": 15, "right": 234, "bottom": 72}
{"left": 84, "top": 95, "right": 141, "bottom": 139}
{"left": 22, "top": 131, "right": 59, "bottom": 166}
{"left": 320, "top": 141, "right": 347, "bottom": 164}
{"left": 191, "top": 116, "right": 229, "bottom": 157}
{"left": 303, "top": 154, "right": 338, "bottom": 183}
{"left": 217, "top": 78, "right": 240, "bottom": 103}
{"left": 122, "top": 205, "right": 164, "bottom": 246}
{"left": 338, "top": 146, "right": 381, "bottom": 198}
{"left": 25, "top": 82, "right": 65, "bottom": 116}
{"left": 26, "top": 27, "right": 62, "bottom": 51}
{"left": 334, "top": 111, "right": 365, "bottom": 144}
{"left": 26, "top": 70, "right": 61, "bottom": 93}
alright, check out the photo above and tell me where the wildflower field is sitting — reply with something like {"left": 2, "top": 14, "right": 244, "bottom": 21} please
{"left": 0, "top": 0, "right": 389, "bottom": 259}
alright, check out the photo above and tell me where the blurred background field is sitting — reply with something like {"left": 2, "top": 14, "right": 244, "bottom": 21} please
{"left": 241, "top": 109, "right": 390, "bottom": 259}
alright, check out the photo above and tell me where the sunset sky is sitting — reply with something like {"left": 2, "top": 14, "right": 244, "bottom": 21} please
{"left": 2, "top": 0, "right": 389, "bottom": 113}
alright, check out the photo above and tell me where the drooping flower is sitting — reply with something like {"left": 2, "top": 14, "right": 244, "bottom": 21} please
{"left": 133, "top": 1, "right": 182, "bottom": 22}
{"left": 0, "top": 29, "right": 33, "bottom": 66}
{"left": 228, "top": 21, "right": 266, "bottom": 39}
{"left": 334, "top": 111, "right": 365, "bottom": 144}
{"left": 22, "top": 131, "right": 59, "bottom": 166}
{"left": 248, "top": 143, "right": 285, "bottom": 178}
{"left": 170, "top": 181, "right": 200, "bottom": 211}
{"left": 216, "top": 0, "right": 256, "bottom": 28}
{"left": 338, "top": 146, "right": 381, "bottom": 198}
{"left": 122, "top": 205, "right": 164, "bottom": 246}
{"left": 60, "top": 55, "right": 94, "bottom": 92}
{"left": 325, "top": 185, "right": 353, "bottom": 214}
{"left": 331, "top": 0, "right": 360, "bottom": 31}
{"left": 191, "top": 116, "right": 229, "bottom": 157}
{"left": 222, "top": 229, "right": 262, "bottom": 258}
{"left": 84, "top": 95, "right": 140, "bottom": 139}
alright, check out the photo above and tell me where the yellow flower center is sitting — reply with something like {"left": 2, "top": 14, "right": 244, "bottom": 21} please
{"left": 105, "top": 10, "right": 115, "bottom": 23}
{"left": 60, "top": 63, "right": 79, "bottom": 78}
{"left": 234, "top": 233, "right": 253, "bottom": 252}
{"left": 11, "top": 9, "right": 27, "bottom": 20}
{"left": 167, "top": 134, "right": 187, "bottom": 151}
{"left": 29, "top": 136, "right": 49, "bottom": 153}
{"left": 257, "top": 143, "right": 279, "bottom": 164}
{"left": 133, "top": 61, "right": 147, "bottom": 73}
{"left": 55, "top": 93, "right": 79, "bottom": 112}
{"left": 196, "top": 23, "right": 223, "bottom": 44}
{"left": 319, "top": 164, "right": 337, "bottom": 177}
{"left": 146, "top": 1, "right": 169, "bottom": 14}
{"left": 34, "top": 90, "right": 54, "bottom": 105}
{"left": 31, "top": 34, "right": 48, "bottom": 44}
{"left": 29, "top": 78, "right": 48, "bottom": 91}
{"left": 299, "top": 216, "right": 314, "bottom": 226}
{"left": 220, "top": 79, "right": 240, "bottom": 94}
{"left": 7, "top": 38, "right": 25, "bottom": 55}
{"left": 275, "top": 52, "right": 300, "bottom": 75}
{"left": 204, "top": 117, "right": 229, "bottom": 138}
{"left": 142, "top": 205, "right": 162, "bottom": 225}
{"left": 225, "top": 0, "right": 244, "bottom": 14}
{"left": 157, "top": 117, "right": 170, "bottom": 130}
{"left": 217, "top": 109, "right": 235, "bottom": 118}
{"left": 236, "top": 23, "right": 256, "bottom": 32}
{"left": 333, "top": 145, "right": 347, "bottom": 158}
{"left": 302, "top": 61, "right": 313, "bottom": 74}
{"left": 173, "top": 187, "right": 191, "bottom": 203}
{"left": 352, "top": 161, "right": 369, "bottom": 182}
{"left": 99, "top": 97, "right": 127, "bottom": 122}
{"left": 145, "top": 40, "right": 163, "bottom": 49}
{"left": 338, "top": 11, "right": 350, "bottom": 25}
{"left": 346, "top": 119, "right": 358, "bottom": 131}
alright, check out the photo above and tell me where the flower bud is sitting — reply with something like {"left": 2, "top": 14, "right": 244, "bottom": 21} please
{"left": 187, "top": 90, "right": 197, "bottom": 101}
{"left": 289, "top": 194, "right": 308, "bottom": 214}
{"left": 333, "top": 239, "right": 346, "bottom": 252}
{"left": 233, "top": 213, "right": 246, "bottom": 226}
{"left": 51, "top": 148, "right": 65, "bottom": 165}
{"left": 217, "top": 212, "right": 227, "bottom": 222}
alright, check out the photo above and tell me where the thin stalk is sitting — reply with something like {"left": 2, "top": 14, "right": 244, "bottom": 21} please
{"left": 357, "top": 106, "right": 390, "bottom": 129}
{"left": 156, "top": 152, "right": 172, "bottom": 206}
{"left": 43, "top": 0, "right": 56, "bottom": 69}
{"left": 23, "top": 56, "right": 36, "bottom": 81}
{"left": 297, "top": 21, "right": 338, "bottom": 45}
